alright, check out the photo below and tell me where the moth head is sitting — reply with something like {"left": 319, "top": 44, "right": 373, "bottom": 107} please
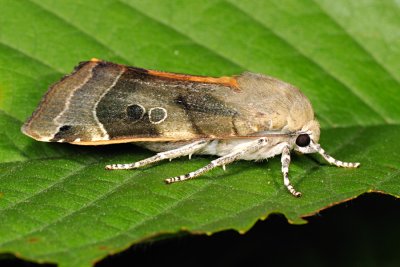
{"left": 293, "top": 119, "right": 320, "bottom": 154}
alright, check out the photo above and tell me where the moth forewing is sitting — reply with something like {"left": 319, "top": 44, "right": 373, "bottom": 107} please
{"left": 22, "top": 59, "right": 360, "bottom": 197}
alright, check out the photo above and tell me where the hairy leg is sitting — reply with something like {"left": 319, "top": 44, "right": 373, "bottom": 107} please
{"left": 165, "top": 138, "right": 268, "bottom": 183}
{"left": 281, "top": 144, "right": 301, "bottom": 197}
{"left": 105, "top": 140, "right": 209, "bottom": 170}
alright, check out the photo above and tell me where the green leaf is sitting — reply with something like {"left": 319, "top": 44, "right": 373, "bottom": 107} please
{"left": 0, "top": 0, "right": 399, "bottom": 266}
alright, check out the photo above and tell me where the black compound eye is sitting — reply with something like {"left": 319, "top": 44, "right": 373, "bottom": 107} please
{"left": 296, "top": 134, "right": 311, "bottom": 147}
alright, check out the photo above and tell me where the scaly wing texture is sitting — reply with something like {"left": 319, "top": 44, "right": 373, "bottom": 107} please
{"left": 0, "top": 1, "right": 399, "bottom": 266}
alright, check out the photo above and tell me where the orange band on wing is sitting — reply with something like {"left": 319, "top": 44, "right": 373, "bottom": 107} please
{"left": 147, "top": 70, "right": 239, "bottom": 90}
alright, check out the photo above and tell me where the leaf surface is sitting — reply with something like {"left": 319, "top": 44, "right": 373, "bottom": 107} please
{"left": 0, "top": 0, "right": 399, "bottom": 266}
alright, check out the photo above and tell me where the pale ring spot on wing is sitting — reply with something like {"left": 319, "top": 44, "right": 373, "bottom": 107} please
{"left": 149, "top": 107, "right": 168, "bottom": 124}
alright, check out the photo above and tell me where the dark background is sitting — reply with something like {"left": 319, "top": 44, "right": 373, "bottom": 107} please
{"left": 3, "top": 192, "right": 399, "bottom": 267}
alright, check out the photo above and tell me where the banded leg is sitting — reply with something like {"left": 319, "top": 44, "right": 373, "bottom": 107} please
{"left": 165, "top": 137, "right": 268, "bottom": 184}
{"left": 105, "top": 140, "right": 209, "bottom": 170}
{"left": 311, "top": 142, "right": 360, "bottom": 168}
{"left": 281, "top": 144, "right": 301, "bottom": 197}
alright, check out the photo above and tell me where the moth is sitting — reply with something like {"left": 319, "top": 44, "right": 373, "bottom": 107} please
{"left": 22, "top": 58, "right": 360, "bottom": 197}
